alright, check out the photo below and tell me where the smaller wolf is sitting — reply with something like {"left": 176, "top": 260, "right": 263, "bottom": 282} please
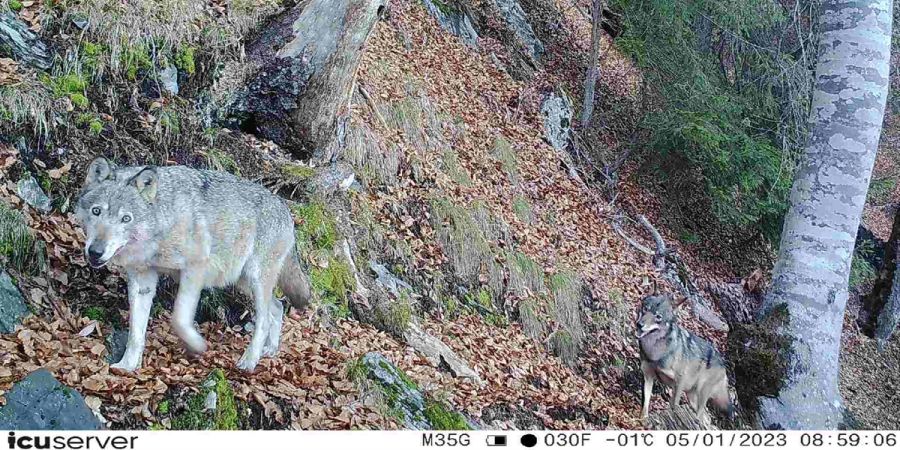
{"left": 637, "top": 293, "right": 733, "bottom": 425}
{"left": 76, "top": 157, "right": 311, "bottom": 372}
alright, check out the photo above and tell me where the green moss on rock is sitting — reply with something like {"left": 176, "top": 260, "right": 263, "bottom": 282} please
{"left": 171, "top": 369, "right": 239, "bottom": 430}
{"left": 424, "top": 399, "right": 469, "bottom": 430}
{"left": 293, "top": 202, "right": 338, "bottom": 252}
{"left": 311, "top": 258, "right": 353, "bottom": 319}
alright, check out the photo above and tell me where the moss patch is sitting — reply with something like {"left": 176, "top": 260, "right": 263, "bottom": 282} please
{"left": 375, "top": 298, "right": 414, "bottom": 335}
{"left": 311, "top": 258, "right": 353, "bottom": 320}
{"left": 170, "top": 369, "right": 239, "bottom": 430}
{"left": 727, "top": 303, "right": 793, "bottom": 415}
{"left": 175, "top": 46, "right": 197, "bottom": 75}
{"left": 82, "top": 306, "right": 108, "bottom": 323}
{"left": 424, "top": 399, "right": 470, "bottom": 430}
{"left": 293, "top": 202, "right": 338, "bottom": 252}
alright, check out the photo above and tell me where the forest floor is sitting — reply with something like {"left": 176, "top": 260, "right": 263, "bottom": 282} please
{"left": 0, "top": 0, "right": 898, "bottom": 430}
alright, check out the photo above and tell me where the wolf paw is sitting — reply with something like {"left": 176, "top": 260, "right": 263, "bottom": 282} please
{"left": 110, "top": 360, "right": 139, "bottom": 372}
{"left": 236, "top": 352, "right": 260, "bottom": 372}
{"left": 262, "top": 342, "right": 280, "bottom": 358}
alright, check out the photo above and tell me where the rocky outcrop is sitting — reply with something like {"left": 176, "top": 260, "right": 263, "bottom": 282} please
{"left": 488, "top": 0, "right": 543, "bottom": 64}
{"left": 0, "top": 270, "right": 28, "bottom": 334}
{"left": 0, "top": 369, "right": 103, "bottom": 430}
{"left": 354, "top": 352, "right": 471, "bottom": 430}
{"left": 226, "top": 0, "right": 386, "bottom": 162}
{"left": 16, "top": 175, "right": 51, "bottom": 212}
{"left": 0, "top": 12, "right": 51, "bottom": 70}
{"left": 540, "top": 90, "right": 573, "bottom": 151}
{"left": 422, "top": 0, "right": 479, "bottom": 46}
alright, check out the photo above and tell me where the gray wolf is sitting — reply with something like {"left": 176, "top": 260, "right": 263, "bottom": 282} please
{"left": 637, "top": 293, "right": 733, "bottom": 426}
{"left": 75, "top": 157, "right": 310, "bottom": 372}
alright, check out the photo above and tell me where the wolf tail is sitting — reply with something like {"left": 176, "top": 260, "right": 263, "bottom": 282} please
{"left": 279, "top": 249, "right": 311, "bottom": 310}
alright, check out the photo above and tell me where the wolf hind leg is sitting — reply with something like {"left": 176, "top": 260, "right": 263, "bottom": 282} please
{"left": 172, "top": 270, "right": 207, "bottom": 355}
{"left": 237, "top": 265, "right": 275, "bottom": 372}
{"left": 262, "top": 298, "right": 283, "bottom": 358}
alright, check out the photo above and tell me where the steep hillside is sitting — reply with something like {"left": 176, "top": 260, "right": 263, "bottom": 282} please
{"left": 0, "top": 0, "right": 897, "bottom": 430}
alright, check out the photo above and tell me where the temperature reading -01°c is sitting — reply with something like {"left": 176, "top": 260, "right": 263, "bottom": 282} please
{"left": 607, "top": 433, "right": 654, "bottom": 447}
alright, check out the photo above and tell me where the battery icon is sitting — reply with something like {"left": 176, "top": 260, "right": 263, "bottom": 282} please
{"left": 487, "top": 435, "right": 508, "bottom": 446}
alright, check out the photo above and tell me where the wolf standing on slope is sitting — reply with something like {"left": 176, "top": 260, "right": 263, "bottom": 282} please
{"left": 75, "top": 157, "right": 311, "bottom": 372}
{"left": 636, "top": 293, "right": 733, "bottom": 425}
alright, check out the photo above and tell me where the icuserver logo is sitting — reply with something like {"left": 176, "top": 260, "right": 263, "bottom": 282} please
{"left": 6, "top": 432, "right": 138, "bottom": 450}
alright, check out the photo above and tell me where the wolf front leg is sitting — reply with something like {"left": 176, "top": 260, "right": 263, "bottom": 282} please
{"left": 111, "top": 271, "right": 159, "bottom": 372}
{"left": 640, "top": 361, "right": 655, "bottom": 418}
{"left": 171, "top": 270, "right": 208, "bottom": 355}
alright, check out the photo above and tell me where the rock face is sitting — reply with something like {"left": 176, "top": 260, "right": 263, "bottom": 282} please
{"left": 228, "top": 0, "right": 386, "bottom": 162}
{"left": 0, "top": 12, "right": 52, "bottom": 70}
{"left": 0, "top": 270, "right": 28, "bottom": 334}
{"left": 360, "top": 352, "right": 431, "bottom": 429}
{"left": 540, "top": 90, "right": 573, "bottom": 151}
{"left": 16, "top": 175, "right": 51, "bottom": 212}
{"left": 422, "top": 0, "right": 479, "bottom": 46}
{"left": 490, "top": 0, "right": 543, "bottom": 64}
{"left": 104, "top": 329, "right": 128, "bottom": 364}
{"left": 0, "top": 369, "right": 103, "bottom": 430}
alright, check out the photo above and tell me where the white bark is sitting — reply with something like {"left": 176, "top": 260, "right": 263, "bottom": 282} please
{"left": 758, "top": 0, "right": 893, "bottom": 429}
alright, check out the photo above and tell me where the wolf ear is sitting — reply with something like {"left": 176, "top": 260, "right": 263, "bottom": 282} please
{"left": 84, "top": 157, "right": 116, "bottom": 187}
{"left": 672, "top": 295, "right": 687, "bottom": 308}
{"left": 128, "top": 167, "right": 158, "bottom": 204}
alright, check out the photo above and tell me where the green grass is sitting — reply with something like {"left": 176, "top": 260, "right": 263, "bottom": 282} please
{"left": 849, "top": 241, "right": 877, "bottom": 290}
{"left": 204, "top": 148, "right": 240, "bottom": 175}
{"left": 512, "top": 195, "right": 534, "bottom": 224}
{"left": 492, "top": 135, "right": 518, "bottom": 184}
{"left": 311, "top": 259, "right": 353, "bottom": 320}
{"left": 0, "top": 201, "right": 44, "bottom": 273}
{"left": 375, "top": 298, "right": 413, "bottom": 334}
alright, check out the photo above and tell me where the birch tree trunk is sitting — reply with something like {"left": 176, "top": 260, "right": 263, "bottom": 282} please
{"left": 756, "top": 0, "right": 893, "bottom": 429}
{"left": 580, "top": 0, "right": 602, "bottom": 129}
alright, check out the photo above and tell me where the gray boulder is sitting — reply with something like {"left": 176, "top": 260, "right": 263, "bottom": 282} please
{"left": 158, "top": 66, "right": 179, "bottom": 96}
{"left": 540, "top": 90, "right": 573, "bottom": 151}
{"left": 359, "top": 352, "right": 431, "bottom": 429}
{"left": 16, "top": 176, "right": 51, "bottom": 213}
{"left": 104, "top": 329, "right": 128, "bottom": 364}
{"left": 492, "top": 0, "right": 543, "bottom": 64}
{"left": 0, "top": 270, "right": 28, "bottom": 334}
{"left": 0, "top": 369, "right": 103, "bottom": 430}
{"left": 0, "top": 12, "right": 52, "bottom": 70}
{"left": 422, "top": 0, "right": 479, "bottom": 46}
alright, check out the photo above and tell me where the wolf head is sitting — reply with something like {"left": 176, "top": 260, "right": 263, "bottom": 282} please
{"left": 76, "top": 157, "right": 158, "bottom": 268}
{"left": 636, "top": 294, "right": 675, "bottom": 339}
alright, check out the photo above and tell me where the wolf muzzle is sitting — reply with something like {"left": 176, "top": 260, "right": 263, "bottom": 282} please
{"left": 86, "top": 244, "right": 107, "bottom": 268}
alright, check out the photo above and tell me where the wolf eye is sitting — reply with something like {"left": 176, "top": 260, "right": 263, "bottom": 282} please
{"left": 655, "top": 313, "right": 661, "bottom": 321}
{"left": 122, "top": 214, "right": 132, "bottom": 223}
{"left": 91, "top": 207, "right": 101, "bottom": 216}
